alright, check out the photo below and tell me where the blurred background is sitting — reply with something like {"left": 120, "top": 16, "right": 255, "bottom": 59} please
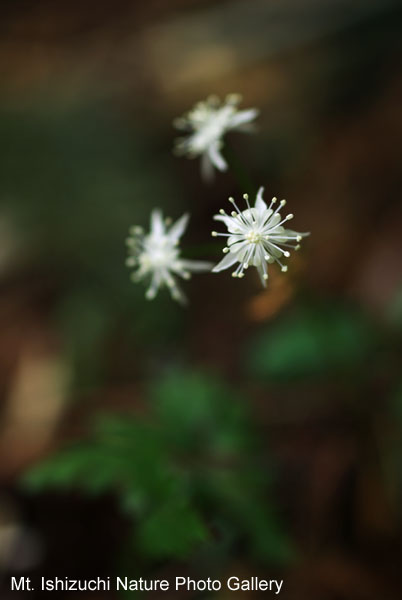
{"left": 0, "top": 0, "right": 401, "bottom": 597}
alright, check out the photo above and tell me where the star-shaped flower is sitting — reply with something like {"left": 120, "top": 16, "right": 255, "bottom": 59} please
{"left": 211, "top": 187, "right": 309, "bottom": 286}
{"left": 126, "top": 210, "right": 211, "bottom": 303}
{"left": 174, "top": 94, "right": 258, "bottom": 179}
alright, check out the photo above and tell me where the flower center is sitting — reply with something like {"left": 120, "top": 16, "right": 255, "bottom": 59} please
{"left": 246, "top": 230, "right": 262, "bottom": 244}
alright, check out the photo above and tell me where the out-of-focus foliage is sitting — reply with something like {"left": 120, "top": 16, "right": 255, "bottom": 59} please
{"left": 388, "top": 286, "right": 402, "bottom": 332}
{"left": 247, "top": 301, "right": 377, "bottom": 381}
{"left": 22, "top": 370, "right": 291, "bottom": 564}
{"left": 0, "top": 104, "right": 186, "bottom": 391}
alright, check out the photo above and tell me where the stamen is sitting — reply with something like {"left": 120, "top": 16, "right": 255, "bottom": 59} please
{"left": 268, "top": 214, "right": 294, "bottom": 230}
{"left": 266, "top": 240, "right": 291, "bottom": 257}
{"left": 268, "top": 197, "right": 277, "bottom": 211}
{"left": 229, "top": 196, "right": 245, "bottom": 216}
{"left": 243, "top": 193, "right": 251, "bottom": 211}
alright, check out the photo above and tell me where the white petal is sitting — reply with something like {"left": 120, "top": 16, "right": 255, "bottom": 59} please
{"left": 146, "top": 271, "right": 162, "bottom": 299}
{"left": 168, "top": 281, "right": 187, "bottom": 305}
{"left": 213, "top": 214, "right": 239, "bottom": 233}
{"left": 168, "top": 213, "right": 189, "bottom": 241}
{"left": 228, "top": 108, "right": 259, "bottom": 129}
{"left": 267, "top": 213, "right": 282, "bottom": 228}
{"left": 207, "top": 142, "right": 227, "bottom": 172}
{"left": 212, "top": 252, "right": 238, "bottom": 272}
{"left": 228, "top": 234, "right": 246, "bottom": 246}
{"left": 150, "top": 209, "right": 165, "bottom": 237}
{"left": 236, "top": 244, "right": 251, "bottom": 262}
{"left": 179, "top": 259, "right": 213, "bottom": 272}
{"left": 255, "top": 187, "right": 267, "bottom": 213}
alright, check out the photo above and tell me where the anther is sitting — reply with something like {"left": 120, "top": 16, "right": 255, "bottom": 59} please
{"left": 272, "top": 197, "right": 277, "bottom": 203}
{"left": 263, "top": 273, "right": 269, "bottom": 280}
{"left": 280, "top": 199, "right": 286, "bottom": 206}
{"left": 284, "top": 251, "right": 290, "bottom": 257}
{"left": 231, "top": 211, "right": 237, "bottom": 217}
{"left": 281, "top": 266, "right": 288, "bottom": 272}
{"left": 223, "top": 247, "right": 230, "bottom": 253}
{"left": 219, "top": 209, "right": 226, "bottom": 215}
{"left": 211, "top": 231, "right": 218, "bottom": 237}
{"left": 286, "top": 214, "right": 294, "bottom": 220}
{"left": 243, "top": 193, "right": 249, "bottom": 200}
{"left": 296, "top": 235, "right": 302, "bottom": 242}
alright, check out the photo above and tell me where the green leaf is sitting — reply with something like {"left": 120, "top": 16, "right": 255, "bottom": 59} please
{"left": 150, "top": 370, "right": 253, "bottom": 457}
{"left": 247, "top": 302, "right": 376, "bottom": 381}
{"left": 138, "top": 501, "right": 208, "bottom": 559}
{"left": 204, "top": 468, "right": 292, "bottom": 564}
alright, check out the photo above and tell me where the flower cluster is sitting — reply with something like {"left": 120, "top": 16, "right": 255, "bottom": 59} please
{"left": 126, "top": 94, "right": 310, "bottom": 303}
{"left": 211, "top": 187, "right": 309, "bottom": 286}
{"left": 174, "top": 94, "right": 258, "bottom": 179}
{"left": 126, "top": 210, "right": 211, "bottom": 304}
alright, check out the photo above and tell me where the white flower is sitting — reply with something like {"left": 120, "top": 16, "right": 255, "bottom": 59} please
{"left": 174, "top": 94, "right": 258, "bottom": 179}
{"left": 211, "top": 187, "right": 309, "bottom": 286}
{"left": 126, "top": 209, "right": 211, "bottom": 303}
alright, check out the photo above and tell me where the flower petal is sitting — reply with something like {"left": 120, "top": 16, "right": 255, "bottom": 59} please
{"left": 212, "top": 252, "right": 238, "bottom": 272}
{"left": 229, "top": 108, "right": 259, "bottom": 129}
{"left": 150, "top": 209, "right": 165, "bottom": 237}
{"left": 255, "top": 187, "right": 267, "bottom": 213}
{"left": 179, "top": 259, "right": 213, "bottom": 272}
{"left": 168, "top": 213, "right": 189, "bottom": 241}
{"left": 207, "top": 142, "right": 227, "bottom": 172}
